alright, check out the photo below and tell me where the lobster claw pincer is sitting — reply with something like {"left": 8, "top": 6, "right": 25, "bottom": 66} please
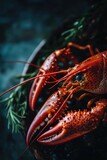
{"left": 26, "top": 89, "right": 67, "bottom": 144}
{"left": 29, "top": 47, "right": 77, "bottom": 110}
{"left": 29, "top": 52, "right": 59, "bottom": 110}
{"left": 37, "top": 100, "right": 107, "bottom": 145}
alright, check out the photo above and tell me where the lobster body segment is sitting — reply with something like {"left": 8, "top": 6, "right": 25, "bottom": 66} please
{"left": 27, "top": 43, "right": 107, "bottom": 146}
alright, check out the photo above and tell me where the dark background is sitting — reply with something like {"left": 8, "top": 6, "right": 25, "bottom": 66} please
{"left": 0, "top": 0, "right": 97, "bottom": 159}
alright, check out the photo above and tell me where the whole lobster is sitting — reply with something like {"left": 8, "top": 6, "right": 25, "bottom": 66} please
{"left": 26, "top": 42, "right": 107, "bottom": 145}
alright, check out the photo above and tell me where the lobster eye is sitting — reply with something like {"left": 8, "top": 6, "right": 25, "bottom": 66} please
{"left": 74, "top": 73, "right": 84, "bottom": 82}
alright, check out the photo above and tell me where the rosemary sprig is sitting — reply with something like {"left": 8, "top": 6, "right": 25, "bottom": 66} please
{"left": 1, "top": 86, "right": 27, "bottom": 133}
{"left": 62, "top": 17, "right": 85, "bottom": 41}
{"left": 0, "top": 62, "right": 38, "bottom": 133}
{"left": 61, "top": 1, "right": 107, "bottom": 44}
{"left": 0, "top": 71, "right": 38, "bottom": 133}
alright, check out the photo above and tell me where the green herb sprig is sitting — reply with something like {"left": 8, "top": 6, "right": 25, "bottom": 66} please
{"left": 62, "top": 17, "right": 85, "bottom": 41}
{"left": 1, "top": 86, "right": 27, "bottom": 133}
{"left": 61, "top": 1, "right": 107, "bottom": 44}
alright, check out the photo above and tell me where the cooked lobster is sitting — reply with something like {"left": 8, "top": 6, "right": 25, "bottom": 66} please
{"left": 26, "top": 42, "right": 107, "bottom": 145}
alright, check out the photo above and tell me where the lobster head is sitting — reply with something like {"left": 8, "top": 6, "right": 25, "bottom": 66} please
{"left": 67, "top": 51, "right": 107, "bottom": 94}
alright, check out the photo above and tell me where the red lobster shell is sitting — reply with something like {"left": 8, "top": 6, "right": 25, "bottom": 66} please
{"left": 26, "top": 42, "right": 107, "bottom": 146}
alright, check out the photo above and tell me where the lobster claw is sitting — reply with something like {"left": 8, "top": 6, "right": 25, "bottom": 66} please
{"left": 29, "top": 52, "right": 58, "bottom": 110}
{"left": 37, "top": 100, "right": 107, "bottom": 145}
{"left": 29, "top": 47, "right": 77, "bottom": 110}
{"left": 26, "top": 90, "right": 66, "bottom": 144}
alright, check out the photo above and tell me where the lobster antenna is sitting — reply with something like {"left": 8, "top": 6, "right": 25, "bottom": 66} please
{"left": 49, "top": 70, "right": 72, "bottom": 89}
{"left": 0, "top": 60, "right": 67, "bottom": 84}
{"left": 0, "top": 60, "right": 40, "bottom": 69}
{"left": 0, "top": 70, "right": 68, "bottom": 98}
{"left": 18, "top": 136, "right": 39, "bottom": 160}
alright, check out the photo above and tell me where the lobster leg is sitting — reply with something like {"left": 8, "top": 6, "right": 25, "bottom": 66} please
{"left": 29, "top": 48, "right": 78, "bottom": 110}
{"left": 68, "top": 42, "right": 95, "bottom": 56}
{"left": 37, "top": 99, "right": 107, "bottom": 145}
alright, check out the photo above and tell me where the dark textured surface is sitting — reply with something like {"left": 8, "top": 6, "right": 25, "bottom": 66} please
{"left": 0, "top": 0, "right": 96, "bottom": 159}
